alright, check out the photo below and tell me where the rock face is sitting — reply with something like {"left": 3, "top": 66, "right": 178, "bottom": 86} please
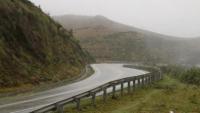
{"left": 0, "top": 0, "right": 90, "bottom": 87}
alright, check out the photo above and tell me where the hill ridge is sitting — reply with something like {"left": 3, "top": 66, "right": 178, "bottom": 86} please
{"left": 54, "top": 14, "right": 200, "bottom": 65}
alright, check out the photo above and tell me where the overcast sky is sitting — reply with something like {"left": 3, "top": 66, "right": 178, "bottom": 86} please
{"left": 29, "top": 0, "right": 200, "bottom": 38}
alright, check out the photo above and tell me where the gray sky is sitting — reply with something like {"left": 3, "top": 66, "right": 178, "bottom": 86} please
{"left": 30, "top": 0, "right": 200, "bottom": 38}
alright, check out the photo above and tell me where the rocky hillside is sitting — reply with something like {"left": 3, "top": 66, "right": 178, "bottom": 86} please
{"left": 0, "top": 0, "right": 90, "bottom": 87}
{"left": 54, "top": 15, "right": 200, "bottom": 65}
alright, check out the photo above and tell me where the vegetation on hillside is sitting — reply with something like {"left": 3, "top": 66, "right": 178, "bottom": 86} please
{"left": 80, "top": 32, "right": 184, "bottom": 64}
{"left": 181, "top": 68, "right": 200, "bottom": 85}
{"left": 0, "top": 0, "right": 92, "bottom": 88}
{"left": 162, "top": 65, "right": 200, "bottom": 86}
{"left": 54, "top": 15, "right": 200, "bottom": 65}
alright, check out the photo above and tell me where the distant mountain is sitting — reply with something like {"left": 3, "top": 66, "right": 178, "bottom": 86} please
{"left": 0, "top": 1, "right": 91, "bottom": 88}
{"left": 54, "top": 15, "right": 135, "bottom": 39}
{"left": 53, "top": 15, "right": 182, "bottom": 39}
{"left": 54, "top": 15, "right": 200, "bottom": 65}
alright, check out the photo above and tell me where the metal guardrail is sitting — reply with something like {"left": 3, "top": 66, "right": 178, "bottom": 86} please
{"left": 31, "top": 66, "right": 162, "bottom": 113}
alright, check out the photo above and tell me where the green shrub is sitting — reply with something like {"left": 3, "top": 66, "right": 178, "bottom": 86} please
{"left": 160, "top": 65, "right": 200, "bottom": 86}
{"left": 181, "top": 68, "right": 200, "bottom": 86}
{"left": 160, "top": 65, "right": 186, "bottom": 78}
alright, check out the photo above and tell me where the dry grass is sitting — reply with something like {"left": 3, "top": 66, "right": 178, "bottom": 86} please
{"left": 64, "top": 76, "right": 200, "bottom": 113}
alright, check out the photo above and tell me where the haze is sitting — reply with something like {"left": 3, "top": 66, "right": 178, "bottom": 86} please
{"left": 29, "top": 0, "right": 200, "bottom": 38}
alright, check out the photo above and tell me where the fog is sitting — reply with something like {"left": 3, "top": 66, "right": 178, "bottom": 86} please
{"left": 29, "top": 0, "right": 200, "bottom": 38}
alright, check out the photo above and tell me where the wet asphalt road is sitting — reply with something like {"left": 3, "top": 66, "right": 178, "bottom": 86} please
{"left": 0, "top": 63, "right": 147, "bottom": 113}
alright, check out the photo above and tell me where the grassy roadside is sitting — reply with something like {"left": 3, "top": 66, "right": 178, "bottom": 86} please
{"left": 65, "top": 75, "right": 200, "bottom": 113}
{"left": 0, "top": 65, "right": 94, "bottom": 99}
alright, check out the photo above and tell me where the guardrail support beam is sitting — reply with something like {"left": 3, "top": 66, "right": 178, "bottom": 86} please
{"left": 120, "top": 82, "right": 124, "bottom": 96}
{"left": 112, "top": 85, "right": 116, "bottom": 99}
{"left": 91, "top": 92, "right": 96, "bottom": 107}
{"left": 75, "top": 98, "right": 81, "bottom": 111}
{"left": 156, "top": 74, "right": 159, "bottom": 81}
{"left": 146, "top": 76, "right": 148, "bottom": 84}
{"left": 128, "top": 81, "right": 131, "bottom": 93}
{"left": 103, "top": 87, "right": 107, "bottom": 102}
{"left": 56, "top": 104, "right": 64, "bottom": 113}
{"left": 159, "top": 71, "right": 162, "bottom": 80}
{"left": 148, "top": 75, "right": 151, "bottom": 84}
{"left": 141, "top": 76, "right": 144, "bottom": 86}
{"left": 137, "top": 77, "right": 141, "bottom": 87}
{"left": 146, "top": 76, "right": 149, "bottom": 85}
{"left": 152, "top": 75, "right": 154, "bottom": 82}
{"left": 144, "top": 75, "right": 147, "bottom": 84}
{"left": 150, "top": 74, "right": 154, "bottom": 83}
{"left": 132, "top": 79, "right": 135, "bottom": 91}
{"left": 149, "top": 74, "right": 152, "bottom": 84}
{"left": 143, "top": 76, "right": 146, "bottom": 85}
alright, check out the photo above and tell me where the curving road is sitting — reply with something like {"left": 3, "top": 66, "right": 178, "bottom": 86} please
{"left": 0, "top": 63, "right": 148, "bottom": 113}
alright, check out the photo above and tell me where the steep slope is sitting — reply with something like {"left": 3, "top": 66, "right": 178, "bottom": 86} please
{"left": 0, "top": 0, "right": 90, "bottom": 88}
{"left": 54, "top": 15, "right": 200, "bottom": 65}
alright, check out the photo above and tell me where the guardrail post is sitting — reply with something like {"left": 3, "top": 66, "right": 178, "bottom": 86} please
{"left": 150, "top": 74, "right": 152, "bottom": 84}
{"left": 146, "top": 75, "right": 149, "bottom": 85}
{"left": 103, "top": 87, "right": 107, "bottom": 102}
{"left": 147, "top": 75, "right": 149, "bottom": 84}
{"left": 143, "top": 75, "right": 146, "bottom": 85}
{"left": 159, "top": 70, "right": 162, "bottom": 80}
{"left": 157, "top": 73, "right": 159, "bottom": 81}
{"left": 151, "top": 74, "right": 155, "bottom": 83}
{"left": 75, "top": 98, "right": 81, "bottom": 111}
{"left": 56, "top": 104, "right": 64, "bottom": 113}
{"left": 148, "top": 74, "right": 151, "bottom": 83}
{"left": 145, "top": 75, "right": 147, "bottom": 85}
{"left": 154, "top": 73, "right": 157, "bottom": 81}
{"left": 112, "top": 84, "right": 116, "bottom": 99}
{"left": 128, "top": 81, "right": 131, "bottom": 93}
{"left": 155, "top": 72, "right": 159, "bottom": 81}
{"left": 154, "top": 74, "right": 157, "bottom": 82}
{"left": 141, "top": 76, "right": 144, "bottom": 86}
{"left": 149, "top": 74, "right": 151, "bottom": 83}
{"left": 120, "top": 82, "right": 124, "bottom": 96}
{"left": 144, "top": 75, "right": 149, "bottom": 85}
{"left": 137, "top": 77, "right": 141, "bottom": 87}
{"left": 91, "top": 92, "right": 96, "bottom": 107}
{"left": 132, "top": 78, "right": 135, "bottom": 91}
{"left": 145, "top": 75, "right": 148, "bottom": 85}
{"left": 152, "top": 73, "right": 155, "bottom": 82}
